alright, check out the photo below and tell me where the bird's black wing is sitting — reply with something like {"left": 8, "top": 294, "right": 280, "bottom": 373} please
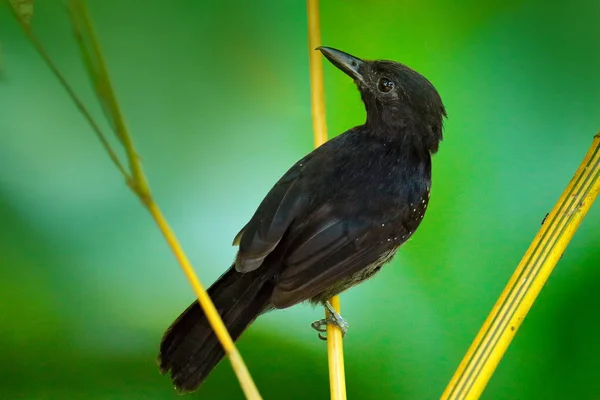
{"left": 271, "top": 202, "right": 401, "bottom": 309}
{"left": 234, "top": 158, "right": 310, "bottom": 273}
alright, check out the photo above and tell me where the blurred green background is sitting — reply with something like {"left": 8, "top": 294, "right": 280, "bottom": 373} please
{"left": 1, "top": 1, "right": 599, "bottom": 399}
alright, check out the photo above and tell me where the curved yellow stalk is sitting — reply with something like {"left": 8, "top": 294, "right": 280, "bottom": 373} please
{"left": 442, "top": 133, "right": 600, "bottom": 399}
{"left": 9, "top": 1, "right": 262, "bottom": 398}
{"left": 66, "top": 1, "right": 262, "bottom": 397}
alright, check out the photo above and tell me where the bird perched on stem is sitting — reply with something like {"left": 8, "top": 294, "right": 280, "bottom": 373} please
{"left": 158, "top": 46, "right": 447, "bottom": 393}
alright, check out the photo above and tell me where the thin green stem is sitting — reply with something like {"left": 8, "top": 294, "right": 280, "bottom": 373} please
{"left": 67, "top": 0, "right": 150, "bottom": 199}
{"left": 6, "top": 0, "right": 130, "bottom": 182}
{"left": 9, "top": 1, "right": 261, "bottom": 396}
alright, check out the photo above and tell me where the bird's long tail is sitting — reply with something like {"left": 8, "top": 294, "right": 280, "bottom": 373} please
{"left": 158, "top": 265, "right": 274, "bottom": 393}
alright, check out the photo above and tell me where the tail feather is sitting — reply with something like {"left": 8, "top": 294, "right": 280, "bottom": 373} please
{"left": 158, "top": 266, "right": 274, "bottom": 393}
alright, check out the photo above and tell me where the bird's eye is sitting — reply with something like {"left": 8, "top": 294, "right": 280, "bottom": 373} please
{"left": 378, "top": 78, "right": 394, "bottom": 93}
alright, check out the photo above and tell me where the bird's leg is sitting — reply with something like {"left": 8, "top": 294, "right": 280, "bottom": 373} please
{"left": 323, "top": 301, "right": 349, "bottom": 334}
{"left": 311, "top": 301, "right": 349, "bottom": 340}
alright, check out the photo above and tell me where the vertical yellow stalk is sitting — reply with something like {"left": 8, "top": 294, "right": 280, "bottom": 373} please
{"left": 307, "top": 1, "right": 347, "bottom": 399}
{"left": 307, "top": 0, "right": 329, "bottom": 149}
{"left": 442, "top": 133, "right": 600, "bottom": 400}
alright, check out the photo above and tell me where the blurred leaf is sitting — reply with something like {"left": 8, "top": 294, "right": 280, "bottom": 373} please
{"left": 9, "top": 0, "right": 33, "bottom": 25}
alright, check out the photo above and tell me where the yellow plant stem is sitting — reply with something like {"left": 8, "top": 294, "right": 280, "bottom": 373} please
{"left": 68, "top": 1, "right": 262, "bottom": 395}
{"left": 307, "top": 1, "right": 347, "bottom": 399}
{"left": 442, "top": 133, "right": 600, "bottom": 400}
{"left": 68, "top": 2, "right": 262, "bottom": 396}
{"left": 9, "top": 1, "right": 262, "bottom": 397}
{"left": 326, "top": 296, "right": 347, "bottom": 398}
{"left": 307, "top": 0, "right": 328, "bottom": 149}
{"left": 144, "top": 201, "right": 261, "bottom": 399}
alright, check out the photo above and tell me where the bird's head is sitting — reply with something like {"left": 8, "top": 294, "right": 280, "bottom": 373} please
{"left": 318, "top": 46, "right": 446, "bottom": 153}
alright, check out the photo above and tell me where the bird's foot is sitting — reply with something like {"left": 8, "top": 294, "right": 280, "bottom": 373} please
{"left": 311, "top": 301, "right": 349, "bottom": 340}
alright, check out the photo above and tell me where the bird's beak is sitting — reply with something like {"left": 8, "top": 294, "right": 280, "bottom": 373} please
{"left": 317, "top": 46, "right": 364, "bottom": 83}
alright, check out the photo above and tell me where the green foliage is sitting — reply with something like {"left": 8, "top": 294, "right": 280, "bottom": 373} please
{"left": 1, "top": 0, "right": 599, "bottom": 398}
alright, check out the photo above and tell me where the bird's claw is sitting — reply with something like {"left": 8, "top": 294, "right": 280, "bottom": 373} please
{"left": 311, "top": 301, "right": 349, "bottom": 340}
{"left": 311, "top": 319, "right": 329, "bottom": 340}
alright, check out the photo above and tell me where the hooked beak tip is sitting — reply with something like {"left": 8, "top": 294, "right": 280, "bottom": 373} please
{"left": 318, "top": 46, "right": 364, "bottom": 82}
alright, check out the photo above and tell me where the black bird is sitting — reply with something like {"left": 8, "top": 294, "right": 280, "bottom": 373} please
{"left": 158, "top": 46, "right": 446, "bottom": 393}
